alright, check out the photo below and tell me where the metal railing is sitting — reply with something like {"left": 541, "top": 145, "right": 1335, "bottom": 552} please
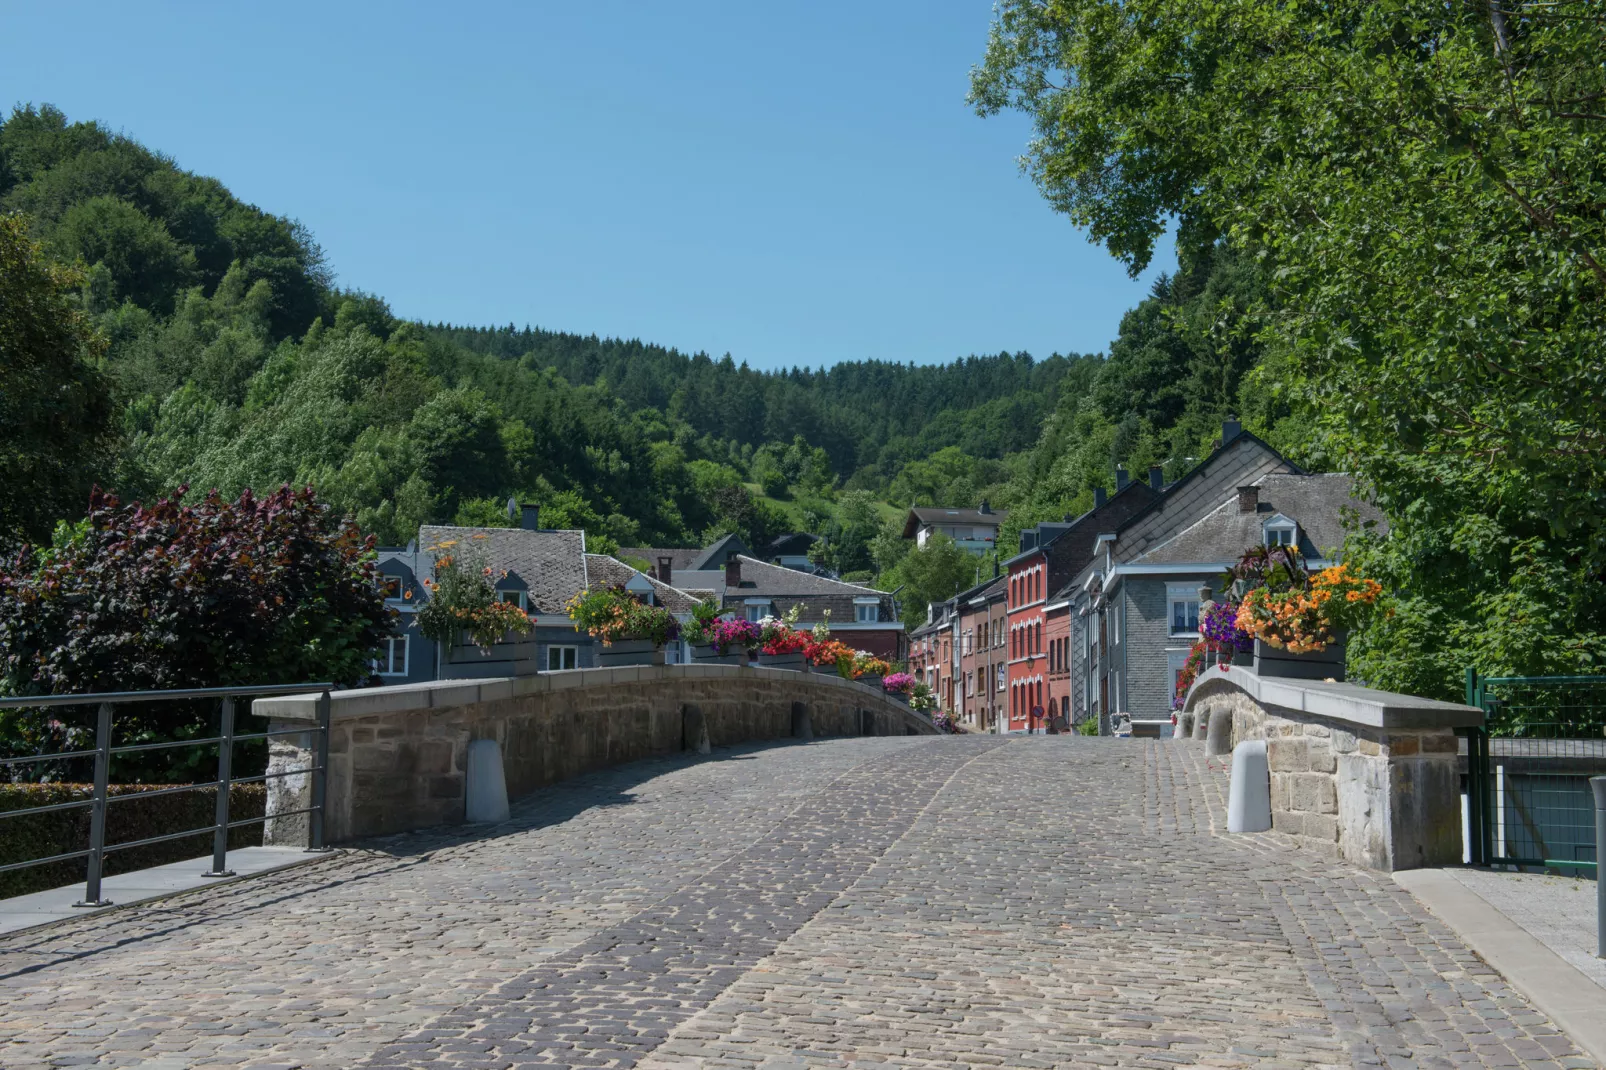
{"left": 1462, "top": 670, "right": 1606, "bottom": 876}
{"left": 0, "top": 684, "right": 332, "bottom": 907}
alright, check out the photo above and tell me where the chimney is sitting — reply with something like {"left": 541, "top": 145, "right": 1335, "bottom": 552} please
{"left": 1149, "top": 465, "right": 1164, "bottom": 491}
{"left": 979, "top": 499, "right": 993, "bottom": 515}
{"left": 1093, "top": 487, "right": 1107, "bottom": 509}
{"left": 657, "top": 556, "right": 673, "bottom": 584}
{"left": 1115, "top": 466, "right": 1130, "bottom": 490}
{"left": 725, "top": 557, "right": 742, "bottom": 588}
{"left": 519, "top": 503, "right": 541, "bottom": 530}
{"left": 1222, "top": 416, "right": 1242, "bottom": 444}
{"left": 1237, "top": 486, "right": 1259, "bottom": 514}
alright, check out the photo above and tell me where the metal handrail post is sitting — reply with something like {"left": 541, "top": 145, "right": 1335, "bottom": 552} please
{"left": 74, "top": 702, "right": 114, "bottom": 908}
{"left": 307, "top": 689, "right": 332, "bottom": 852}
{"left": 203, "top": 698, "right": 236, "bottom": 877}
{"left": 1592, "top": 777, "right": 1605, "bottom": 960}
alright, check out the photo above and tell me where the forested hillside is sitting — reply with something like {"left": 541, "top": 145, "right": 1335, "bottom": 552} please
{"left": 0, "top": 104, "right": 1100, "bottom": 562}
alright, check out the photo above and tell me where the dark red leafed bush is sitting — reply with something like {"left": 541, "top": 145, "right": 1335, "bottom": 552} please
{"left": 0, "top": 485, "right": 394, "bottom": 779}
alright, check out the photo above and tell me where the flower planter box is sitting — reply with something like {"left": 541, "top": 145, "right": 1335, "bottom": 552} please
{"left": 690, "top": 644, "right": 745, "bottom": 666}
{"left": 596, "top": 639, "right": 665, "bottom": 668}
{"left": 1251, "top": 634, "right": 1346, "bottom": 680}
{"left": 755, "top": 652, "right": 806, "bottom": 671}
{"left": 856, "top": 674, "right": 884, "bottom": 692}
{"left": 888, "top": 691, "right": 911, "bottom": 705}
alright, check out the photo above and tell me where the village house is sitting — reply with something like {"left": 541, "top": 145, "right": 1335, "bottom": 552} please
{"left": 900, "top": 501, "right": 1007, "bottom": 554}
{"left": 719, "top": 555, "right": 906, "bottom": 662}
{"left": 375, "top": 503, "right": 706, "bottom": 682}
{"left": 954, "top": 574, "right": 1007, "bottom": 731}
{"left": 1003, "top": 474, "right": 1160, "bottom": 732}
{"left": 1063, "top": 422, "right": 1386, "bottom": 735}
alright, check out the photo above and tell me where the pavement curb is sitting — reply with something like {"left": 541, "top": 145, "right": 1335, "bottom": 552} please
{"left": 0, "top": 847, "right": 343, "bottom": 940}
{"left": 1395, "top": 867, "right": 1606, "bottom": 1067}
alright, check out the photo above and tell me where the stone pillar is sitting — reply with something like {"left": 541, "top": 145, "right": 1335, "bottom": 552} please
{"left": 1182, "top": 667, "right": 1481, "bottom": 871}
{"left": 791, "top": 701, "right": 813, "bottom": 740}
{"left": 683, "top": 703, "right": 711, "bottom": 755}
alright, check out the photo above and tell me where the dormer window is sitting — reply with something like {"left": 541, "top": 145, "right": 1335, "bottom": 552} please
{"left": 1263, "top": 514, "right": 1298, "bottom": 548}
{"left": 498, "top": 589, "right": 528, "bottom": 611}
{"left": 379, "top": 575, "right": 403, "bottom": 600}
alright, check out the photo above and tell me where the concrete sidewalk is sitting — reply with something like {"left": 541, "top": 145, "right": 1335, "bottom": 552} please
{"left": 1398, "top": 867, "right": 1606, "bottom": 1067}
{"left": 0, "top": 846, "right": 326, "bottom": 937}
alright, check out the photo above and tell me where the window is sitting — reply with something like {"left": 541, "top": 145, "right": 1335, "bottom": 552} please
{"left": 379, "top": 575, "right": 403, "bottom": 600}
{"left": 1264, "top": 514, "right": 1298, "bottom": 548}
{"left": 1167, "top": 583, "right": 1200, "bottom": 636}
{"left": 499, "top": 589, "right": 528, "bottom": 611}
{"left": 547, "top": 645, "right": 579, "bottom": 671}
{"left": 745, "top": 601, "right": 772, "bottom": 622}
{"left": 996, "top": 664, "right": 1006, "bottom": 692}
{"left": 855, "top": 602, "right": 880, "bottom": 623}
{"left": 372, "top": 635, "right": 408, "bottom": 676}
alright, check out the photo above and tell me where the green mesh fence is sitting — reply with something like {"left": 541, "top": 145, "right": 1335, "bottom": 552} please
{"left": 1464, "top": 673, "right": 1606, "bottom": 876}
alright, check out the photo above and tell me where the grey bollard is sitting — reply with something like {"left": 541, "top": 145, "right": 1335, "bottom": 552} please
{"left": 464, "top": 738, "right": 510, "bottom": 824}
{"left": 1227, "top": 740, "right": 1272, "bottom": 833}
{"left": 1593, "top": 776, "right": 1605, "bottom": 960}
{"left": 1205, "top": 709, "right": 1233, "bottom": 757}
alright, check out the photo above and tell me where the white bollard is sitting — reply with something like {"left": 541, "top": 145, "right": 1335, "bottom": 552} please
{"left": 464, "top": 738, "right": 510, "bottom": 824}
{"left": 1227, "top": 740, "right": 1271, "bottom": 833}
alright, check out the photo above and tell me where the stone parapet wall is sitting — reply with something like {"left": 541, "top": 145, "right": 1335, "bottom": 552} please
{"left": 1182, "top": 667, "right": 1481, "bottom": 871}
{"left": 254, "top": 665, "right": 936, "bottom": 843}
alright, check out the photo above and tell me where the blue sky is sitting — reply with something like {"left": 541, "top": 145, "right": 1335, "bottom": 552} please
{"left": 2, "top": 2, "right": 1171, "bottom": 370}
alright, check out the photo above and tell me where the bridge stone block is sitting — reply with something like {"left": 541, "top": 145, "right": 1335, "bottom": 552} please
{"left": 1181, "top": 665, "right": 1481, "bottom": 872}
{"left": 257, "top": 665, "right": 935, "bottom": 843}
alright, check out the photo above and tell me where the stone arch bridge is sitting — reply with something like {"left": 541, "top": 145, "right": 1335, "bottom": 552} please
{"left": 0, "top": 668, "right": 1588, "bottom": 1069}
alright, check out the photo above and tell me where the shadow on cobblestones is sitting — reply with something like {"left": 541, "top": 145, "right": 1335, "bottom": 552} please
{"left": 0, "top": 736, "right": 1593, "bottom": 1070}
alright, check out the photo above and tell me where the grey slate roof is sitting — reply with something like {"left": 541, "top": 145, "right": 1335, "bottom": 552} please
{"left": 583, "top": 554, "right": 706, "bottom": 615}
{"left": 725, "top": 555, "right": 887, "bottom": 597}
{"left": 1110, "top": 433, "right": 1298, "bottom": 563}
{"left": 1135, "top": 472, "right": 1388, "bottom": 564}
{"left": 616, "top": 547, "right": 704, "bottom": 572}
{"left": 417, "top": 525, "right": 588, "bottom": 614}
{"left": 902, "top": 505, "right": 1007, "bottom": 538}
{"left": 690, "top": 533, "right": 748, "bottom": 571}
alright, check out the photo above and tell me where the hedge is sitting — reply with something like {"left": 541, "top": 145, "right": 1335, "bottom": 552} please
{"left": 0, "top": 783, "right": 265, "bottom": 898}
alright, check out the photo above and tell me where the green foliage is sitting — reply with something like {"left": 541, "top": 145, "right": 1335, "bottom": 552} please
{"left": 809, "top": 491, "right": 883, "bottom": 575}
{"left": 994, "top": 246, "right": 1285, "bottom": 556}
{"left": 973, "top": 0, "right": 1606, "bottom": 686}
{"left": 0, "top": 213, "right": 115, "bottom": 549}
{"left": 0, "top": 783, "right": 264, "bottom": 898}
{"left": 882, "top": 534, "right": 982, "bottom": 630}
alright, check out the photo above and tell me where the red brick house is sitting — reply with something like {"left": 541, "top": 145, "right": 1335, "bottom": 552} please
{"left": 1003, "top": 472, "right": 1161, "bottom": 733}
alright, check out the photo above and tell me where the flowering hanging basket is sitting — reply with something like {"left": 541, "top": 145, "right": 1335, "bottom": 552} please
{"left": 1220, "top": 548, "right": 1381, "bottom": 680}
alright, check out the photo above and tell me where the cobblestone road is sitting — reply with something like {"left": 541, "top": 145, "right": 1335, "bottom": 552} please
{"left": 0, "top": 737, "right": 1592, "bottom": 1069}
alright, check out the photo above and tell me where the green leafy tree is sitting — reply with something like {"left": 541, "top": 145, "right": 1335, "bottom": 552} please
{"left": 972, "top": 0, "right": 1606, "bottom": 692}
{"left": 884, "top": 534, "right": 979, "bottom": 630}
{"left": 0, "top": 213, "right": 114, "bottom": 548}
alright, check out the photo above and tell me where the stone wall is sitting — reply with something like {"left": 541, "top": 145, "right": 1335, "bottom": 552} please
{"left": 254, "top": 664, "right": 936, "bottom": 844}
{"left": 1182, "top": 667, "right": 1481, "bottom": 871}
